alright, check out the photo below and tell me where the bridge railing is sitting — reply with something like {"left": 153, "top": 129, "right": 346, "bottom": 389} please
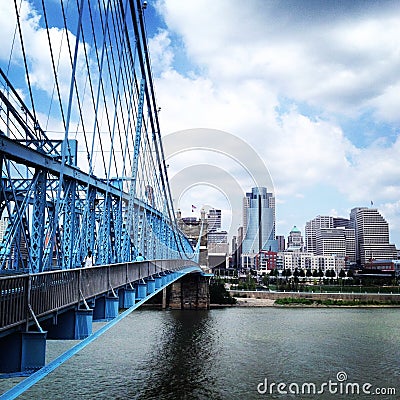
{"left": 0, "top": 275, "right": 27, "bottom": 331}
{"left": 0, "top": 259, "right": 198, "bottom": 333}
{"left": 30, "top": 270, "right": 79, "bottom": 320}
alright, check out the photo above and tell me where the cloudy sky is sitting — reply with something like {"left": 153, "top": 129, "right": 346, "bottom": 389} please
{"left": 1, "top": 0, "right": 399, "bottom": 247}
{"left": 141, "top": 0, "right": 400, "bottom": 246}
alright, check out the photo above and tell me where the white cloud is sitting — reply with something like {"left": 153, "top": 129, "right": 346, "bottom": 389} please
{"left": 156, "top": 0, "right": 400, "bottom": 118}
{"left": 0, "top": 1, "right": 34, "bottom": 64}
{"left": 381, "top": 200, "right": 400, "bottom": 232}
{"left": 345, "top": 136, "right": 400, "bottom": 202}
{"left": 266, "top": 109, "right": 357, "bottom": 193}
{"left": 148, "top": 29, "right": 174, "bottom": 75}
{"left": 370, "top": 82, "right": 400, "bottom": 123}
{"left": 152, "top": 0, "right": 400, "bottom": 244}
{"left": 0, "top": 1, "right": 76, "bottom": 97}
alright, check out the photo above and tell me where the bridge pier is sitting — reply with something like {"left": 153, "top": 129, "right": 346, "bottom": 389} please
{"left": 45, "top": 308, "right": 93, "bottom": 340}
{"left": 93, "top": 295, "right": 119, "bottom": 321}
{"left": 146, "top": 277, "right": 156, "bottom": 294}
{"left": 136, "top": 280, "right": 148, "bottom": 301}
{"left": 0, "top": 331, "right": 47, "bottom": 373}
{"left": 75, "top": 309, "right": 93, "bottom": 339}
{"left": 169, "top": 274, "right": 210, "bottom": 310}
{"left": 119, "top": 287, "right": 136, "bottom": 309}
{"left": 155, "top": 275, "right": 163, "bottom": 289}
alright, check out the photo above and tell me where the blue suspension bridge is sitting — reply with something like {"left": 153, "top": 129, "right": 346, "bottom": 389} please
{"left": 0, "top": 0, "right": 208, "bottom": 387}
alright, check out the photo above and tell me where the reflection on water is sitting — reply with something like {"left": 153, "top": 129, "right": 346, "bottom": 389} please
{"left": 138, "top": 311, "right": 219, "bottom": 400}
{"left": 1, "top": 308, "right": 399, "bottom": 399}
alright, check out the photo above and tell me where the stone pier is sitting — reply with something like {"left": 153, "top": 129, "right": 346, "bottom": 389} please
{"left": 169, "top": 274, "right": 210, "bottom": 310}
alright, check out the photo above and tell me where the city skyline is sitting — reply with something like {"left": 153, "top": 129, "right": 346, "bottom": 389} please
{"left": 177, "top": 191, "right": 398, "bottom": 259}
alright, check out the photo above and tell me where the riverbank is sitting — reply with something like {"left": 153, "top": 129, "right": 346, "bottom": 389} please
{"left": 228, "top": 292, "right": 400, "bottom": 308}
{"left": 222, "top": 297, "right": 400, "bottom": 308}
{"left": 229, "top": 289, "right": 400, "bottom": 302}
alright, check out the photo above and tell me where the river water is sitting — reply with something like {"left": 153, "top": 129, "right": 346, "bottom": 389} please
{"left": 1, "top": 307, "right": 399, "bottom": 399}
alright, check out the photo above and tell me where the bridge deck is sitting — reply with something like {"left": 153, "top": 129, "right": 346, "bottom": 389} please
{"left": 0, "top": 259, "right": 198, "bottom": 335}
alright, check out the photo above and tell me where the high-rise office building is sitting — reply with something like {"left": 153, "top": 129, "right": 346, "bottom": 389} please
{"left": 350, "top": 207, "right": 397, "bottom": 266}
{"left": 241, "top": 187, "right": 277, "bottom": 255}
{"left": 316, "top": 228, "right": 348, "bottom": 258}
{"left": 343, "top": 228, "right": 356, "bottom": 263}
{"left": 306, "top": 215, "right": 355, "bottom": 263}
{"left": 242, "top": 196, "right": 250, "bottom": 232}
{"left": 333, "top": 217, "right": 355, "bottom": 262}
{"left": 305, "top": 216, "right": 333, "bottom": 253}
{"left": 235, "top": 226, "right": 244, "bottom": 268}
{"left": 243, "top": 191, "right": 275, "bottom": 238}
{"left": 207, "top": 209, "right": 221, "bottom": 233}
{"left": 206, "top": 209, "right": 228, "bottom": 268}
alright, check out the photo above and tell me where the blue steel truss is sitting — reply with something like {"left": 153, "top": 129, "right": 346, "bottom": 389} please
{"left": 0, "top": 0, "right": 196, "bottom": 273}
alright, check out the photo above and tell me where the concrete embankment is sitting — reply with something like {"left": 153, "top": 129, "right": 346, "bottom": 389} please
{"left": 229, "top": 290, "right": 400, "bottom": 303}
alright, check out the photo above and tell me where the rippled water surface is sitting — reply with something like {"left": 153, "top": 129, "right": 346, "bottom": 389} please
{"left": 1, "top": 307, "right": 399, "bottom": 399}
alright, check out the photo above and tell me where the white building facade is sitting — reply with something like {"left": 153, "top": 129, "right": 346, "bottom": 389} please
{"left": 350, "top": 207, "right": 397, "bottom": 266}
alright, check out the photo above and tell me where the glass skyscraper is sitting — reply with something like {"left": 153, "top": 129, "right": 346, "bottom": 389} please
{"left": 241, "top": 187, "right": 277, "bottom": 254}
